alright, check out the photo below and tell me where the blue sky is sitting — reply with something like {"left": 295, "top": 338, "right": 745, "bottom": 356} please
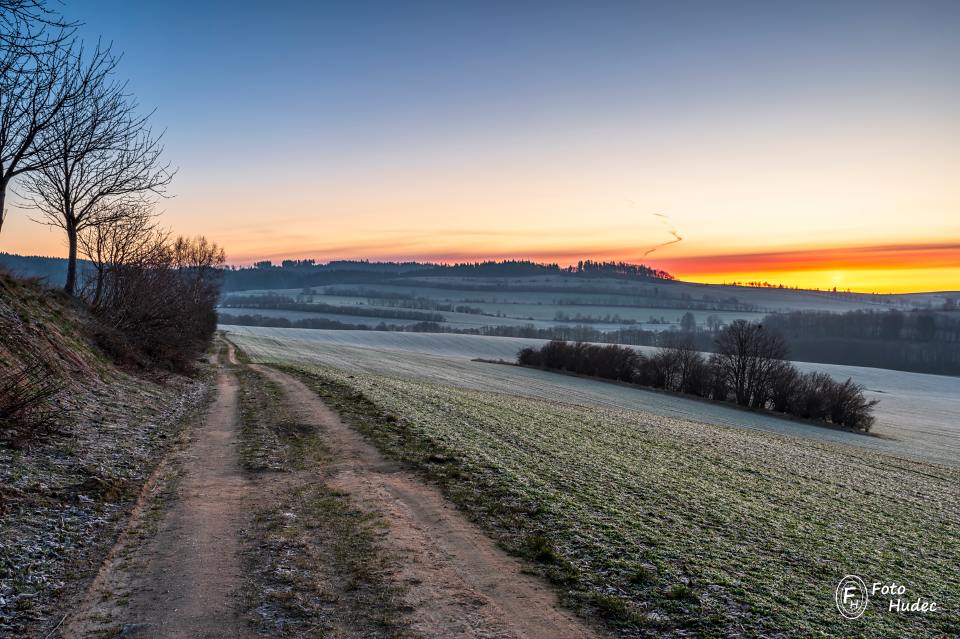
{"left": 6, "top": 0, "right": 959, "bottom": 290}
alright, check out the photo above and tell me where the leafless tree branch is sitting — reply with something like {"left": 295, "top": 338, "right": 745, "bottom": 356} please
{"left": 20, "top": 42, "right": 174, "bottom": 293}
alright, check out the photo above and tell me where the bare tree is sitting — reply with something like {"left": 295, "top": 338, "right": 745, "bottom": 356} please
{"left": 711, "top": 320, "right": 788, "bottom": 407}
{"left": 655, "top": 332, "right": 709, "bottom": 394}
{"left": 172, "top": 234, "right": 226, "bottom": 273}
{"left": 1, "top": 49, "right": 116, "bottom": 239}
{"left": 705, "top": 314, "right": 723, "bottom": 332}
{"left": 22, "top": 47, "right": 173, "bottom": 294}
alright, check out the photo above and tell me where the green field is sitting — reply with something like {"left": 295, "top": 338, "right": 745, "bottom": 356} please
{"left": 263, "top": 361, "right": 959, "bottom": 638}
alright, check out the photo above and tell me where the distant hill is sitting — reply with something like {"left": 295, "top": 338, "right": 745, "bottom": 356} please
{"left": 216, "top": 256, "right": 953, "bottom": 313}
{"left": 0, "top": 252, "right": 94, "bottom": 289}
{"left": 0, "top": 252, "right": 67, "bottom": 282}
{"left": 3, "top": 252, "right": 955, "bottom": 311}
{"left": 231, "top": 258, "right": 674, "bottom": 291}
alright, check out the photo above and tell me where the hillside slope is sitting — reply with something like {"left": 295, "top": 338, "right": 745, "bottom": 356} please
{"left": 2, "top": 271, "right": 134, "bottom": 373}
{"left": 0, "top": 272, "right": 211, "bottom": 637}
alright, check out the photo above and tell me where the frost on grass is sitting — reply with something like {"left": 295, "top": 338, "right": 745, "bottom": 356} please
{"left": 227, "top": 327, "right": 960, "bottom": 467}
{"left": 0, "top": 375, "right": 207, "bottom": 636}
{"left": 288, "top": 364, "right": 960, "bottom": 639}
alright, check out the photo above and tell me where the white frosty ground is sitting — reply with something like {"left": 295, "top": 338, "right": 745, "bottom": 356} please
{"left": 216, "top": 305, "right": 663, "bottom": 332}
{"left": 224, "top": 326, "right": 960, "bottom": 468}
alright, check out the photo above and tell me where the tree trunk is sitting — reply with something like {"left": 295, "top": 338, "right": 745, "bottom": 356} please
{"left": 0, "top": 184, "right": 6, "bottom": 235}
{"left": 65, "top": 221, "right": 78, "bottom": 295}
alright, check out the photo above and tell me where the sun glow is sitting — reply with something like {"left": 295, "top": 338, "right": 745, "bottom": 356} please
{"left": 674, "top": 268, "right": 958, "bottom": 294}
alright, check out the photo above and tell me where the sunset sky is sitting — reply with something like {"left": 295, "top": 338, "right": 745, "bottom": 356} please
{"left": 2, "top": 0, "right": 958, "bottom": 292}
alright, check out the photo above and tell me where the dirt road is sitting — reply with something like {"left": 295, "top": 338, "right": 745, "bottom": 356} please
{"left": 254, "top": 364, "right": 601, "bottom": 639}
{"left": 63, "top": 349, "right": 257, "bottom": 639}
{"left": 61, "top": 346, "right": 602, "bottom": 638}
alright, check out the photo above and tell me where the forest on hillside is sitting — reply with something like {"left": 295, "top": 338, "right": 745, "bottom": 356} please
{"left": 228, "top": 258, "right": 674, "bottom": 290}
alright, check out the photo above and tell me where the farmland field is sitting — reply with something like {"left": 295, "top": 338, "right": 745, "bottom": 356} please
{"left": 224, "top": 326, "right": 960, "bottom": 467}
{"left": 222, "top": 271, "right": 928, "bottom": 334}
{"left": 218, "top": 294, "right": 708, "bottom": 332}
{"left": 218, "top": 306, "right": 423, "bottom": 327}
{"left": 218, "top": 304, "right": 611, "bottom": 330}
{"left": 224, "top": 327, "right": 960, "bottom": 637}
{"left": 330, "top": 275, "right": 919, "bottom": 312}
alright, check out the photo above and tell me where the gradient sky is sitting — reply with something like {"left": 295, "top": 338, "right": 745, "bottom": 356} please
{"left": 3, "top": 0, "right": 958, "bottom": 292}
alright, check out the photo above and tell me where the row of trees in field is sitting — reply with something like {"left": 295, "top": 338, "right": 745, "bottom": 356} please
{"left": 0, "top": 1, "right": 224, "bottom": 369}
{"left": 764, "top": 308, "right": 959, "bottom": 342}
{"left": 517, "top": 320, "right": 877, "bottom": 431}
{"left": 762, "top": 309, "right": 960, "bottom": 375}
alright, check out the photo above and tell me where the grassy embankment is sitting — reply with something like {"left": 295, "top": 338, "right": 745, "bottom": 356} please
{"left": 232, "top": 355, "right": 409, "bottom": 638}
{"left": 0, "top": 273, "right": 211, "bottom": 637}
{"left": 278, "top": 363, "right": 960, "bottom": 639}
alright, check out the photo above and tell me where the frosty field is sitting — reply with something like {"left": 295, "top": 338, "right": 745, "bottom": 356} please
{"left": 231, "top": 341, "right": 960, "bottom": 637}
{"left": 217, "top": 303, "right": 595, "bottom": 330}
{"left": 224, "top": 326, "right": 960, "bottom": 467}
{"left": 224, "top": 273, "right": 922, "bottom": 334}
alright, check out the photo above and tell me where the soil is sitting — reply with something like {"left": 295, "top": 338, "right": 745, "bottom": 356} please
{"left": 62, "top": 349, "right": 256, "bottom": 638}
{"left": 60, "top": 344, "right": 602, "bottom": 639}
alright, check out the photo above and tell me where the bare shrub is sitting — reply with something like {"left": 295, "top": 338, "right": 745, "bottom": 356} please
{"left": 681, "top": 353, "right": 711, "bottom": 397}
{"left": 518, "top": 334, "right": 877, "bottom": 432}
{"left": 656, "top": 333, "right": 708, "bottom": 395}
{"left": 795, "top": 371, "right": 834, "bottom": 421}
{"left": 79, "top": 222, "right": 225, "bottom": 371}
{"left": 0, "top": 352, "right": 62, "bottom": 445}
{"left": 706, "top": 363, "right": 729, "bottom": 401}
{"left": 768, "top": 361, "right": 800, "bottom": 413}
{"left": 516, "top": 346, "right": 541, "bottom": 367}
{"left": 829, "top": 378, "right": 877, "bottom": 432}
{"left": 539, "top": 340, "right": 573, "bottom": 371}
{"left": 520, "top": 340, "right": 638, "bottom": 382}
{"left": 645, "top": 349, "right": 678, "bottom": 390}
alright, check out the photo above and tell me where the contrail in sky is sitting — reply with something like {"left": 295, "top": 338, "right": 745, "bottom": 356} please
{"left": 624, "top": 201, "right": 684, "bottom": 257}
{"left": 643, "top": 212, "right": 683, "bottom": 256}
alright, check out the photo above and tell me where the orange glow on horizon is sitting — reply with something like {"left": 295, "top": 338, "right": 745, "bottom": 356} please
{"left": 653, "top": 243, "right": 960, "bottom": 293}
{"left": 674, "top": 268, "right": 959, "bottom": 294}
{"left": 217, "top": 240, "right": 959, "bottom": 295}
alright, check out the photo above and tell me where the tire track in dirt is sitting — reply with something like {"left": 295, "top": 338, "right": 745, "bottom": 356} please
{"left": 252, "top": 364, "right": 604, "bottom": 639}
{"left": 63, "top": 346, "right": 256, "bottom": 639}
